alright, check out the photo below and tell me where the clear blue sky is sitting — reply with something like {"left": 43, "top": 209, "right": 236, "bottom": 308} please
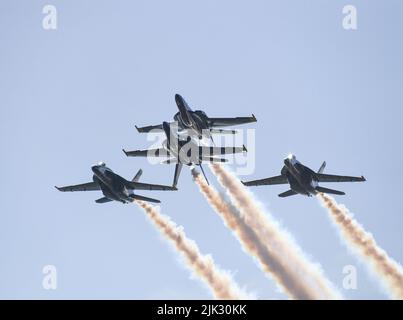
{"left": 0, "top": 0, "right": 402, "bottom": 299}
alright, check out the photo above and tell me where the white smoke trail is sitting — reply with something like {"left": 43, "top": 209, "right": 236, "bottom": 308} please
{"left": 210, "top": 164, "right": 342, "bottom": 300}
{"left": 193, "top": 170, "right": 313, "bottom": 299}
{"left": 136, "top": 200, "right": 252, "bottom": 300}
{"left": 317, "top": 193, "right": 403, "bottom": 299}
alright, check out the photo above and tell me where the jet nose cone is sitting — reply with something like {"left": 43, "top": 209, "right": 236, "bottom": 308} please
{"left": 91, "top": 165, "right": 99, "bottom": 173}
{"left": 284, "top": 154, "right": 296, "bottom": 165}
{"left": 175, "top": 94, "right": 183, "bottom": 104}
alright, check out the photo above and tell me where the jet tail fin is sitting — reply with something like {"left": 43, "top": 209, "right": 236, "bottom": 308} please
{"left": 210, "top": 135, "right": 215, "bottom": 146}
{"left": 278, "top": 190, "right": 298, "bottom": 198}
{"left": 173, "top": 163, "right": 183, "bottom": 187}
{"left": 318, "top": 161, "right": 326, "bottom": 173}
{"left": 132, "top": 169, "right": 143, "bottom": 182}
{"left": 129, "top": 194, "right": 161, "bottom": 203}
{"left": 315, "top": 186, "right": 345, "bottom": 195}
{"left": 199, "top": 164, "right": 209, "bottom": 185}
{"left": 95, "top": 197, "right": 113, "bottom": 204}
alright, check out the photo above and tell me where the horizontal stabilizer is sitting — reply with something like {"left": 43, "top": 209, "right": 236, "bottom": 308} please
{"left": 278, "top": 190, "right": 298, "bottom": 198}
{"left": 129, "top": 194, "right": 161, "bottom": 203}
{"left": 95, "top": 197, "right": 113, "bottom": 204}
{"left": 315, "top": 186, "right": 345, "bottom": 195}
{"left": 199, "top": 156, "right": 228, "bottom": 163}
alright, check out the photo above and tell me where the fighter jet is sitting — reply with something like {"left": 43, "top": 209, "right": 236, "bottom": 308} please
{"left": 123, "top": 121, "right": 247, "bottom": 186}
{"left": 242, "top": 154, "right": 366, "bottom": 197}
{"left": 135, "top": 94, "right": 257, "bottom": 142}
{"left": 55, "top": 162, "right": 177, "bottom": 204}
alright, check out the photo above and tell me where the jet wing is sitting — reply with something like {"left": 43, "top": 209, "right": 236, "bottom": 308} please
{"left": 135, "top": 124, "right": 164, "bottom": 133}
{"left": 123, "top": 148, "right": 169, "bottom": 157}
{"left": 316, "top": 174, "right": 366, "bottom": 183}
{"left": 209, "top": 128, "right": 237, "bottom": 135}
{"left": 55, "top": 182, "right": 100, "bottom": 192}
{"left": 127, "top": 181, "right": 177, "bottom": 191}
{"left": 198, "top": 145, "right": 247, "bottom": 156}
{"left": 208, "top": 114, "right": 257, "bottom": 127}
{"left": 242, "top": 175, "right": 288, "bottom": 186}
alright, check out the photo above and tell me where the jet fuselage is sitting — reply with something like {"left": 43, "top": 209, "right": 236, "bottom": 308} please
{"left": 173, "top": 94, "right": 210, "bottom": 139}
{"left": 91, "top": 164, "right": 132, "bottom": 203}
{"left": 282, "top": 156, "right": 319, "bottom": 197}
{"left": 162, "top": 121, "right": 203, "bottom": 166}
